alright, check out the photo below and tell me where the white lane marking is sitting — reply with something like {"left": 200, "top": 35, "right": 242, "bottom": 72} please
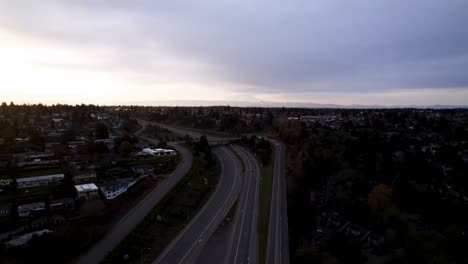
{"left": 247, "top": 147, "right": 261, "bottom": 264}
{"left": 176, "top": 148, "right": 241, "bottom": 264}
{"left": 275, "top": 146, "right": 281, "bottom": 264}
{"left": 234, "top": 147, "right": 254, "bottom": 263}
{"left": 154, "top": 147, "right": 230, "bottom": 263}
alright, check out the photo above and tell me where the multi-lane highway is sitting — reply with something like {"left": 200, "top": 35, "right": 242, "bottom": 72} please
{"left": 224, "top": 146, "right": 261, "bottom": 264}
{"left": 142, "top": 121, "right": 245, "bottom": 264}
{"left": 79, "top": 135, "right": 192, "bottom": 264}
{"left": 266, "top": 140, "right": 290, "bottom": 264}
{"left": 136, "top": 120, "right": 290, "bottom": 264}
{"left": 154, "top": 147, "right": 243, "bottom": 264}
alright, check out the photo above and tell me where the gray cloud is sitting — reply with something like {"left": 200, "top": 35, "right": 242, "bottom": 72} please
{"left": 1, "top": 0, "right": 468, "bottom": 96}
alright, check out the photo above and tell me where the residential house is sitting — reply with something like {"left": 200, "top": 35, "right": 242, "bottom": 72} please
{"left": 17, "top": 202, "right": 46, "bottom": 217}
{"left": 142, "top": 148, "right": 176, "bottom": 156}
{"left": 75, "top": 183, "right": 99, "bottom": 200}
{"left": 4, "top": 230, "right": 53, "bottom": 247}
{"left": 131, "top": 164, "right": 155, "bottom": 176}
{"left": 0, "top": 178, "right": 13, "bottom": 187}
{"left": 24, "top": 152, "right": 54, "bottom": 161}
{"left": 72, "top": 170, "right": 97, "bottom": 184}
{"left": 68, "top": 140, "right": 86, "bottom": 150}
{"left": 50, "top": 198, "right": 75, "bottom": 210}
{"left": 94, "top": 138, "right": 115, "bottom": 150}
{"left": 99, "top": 178, "right": 137, "bottom": 199}
{"left": 16, "top": 160, "right": 59, "bottom": 168}
{"left": 16, "top": 174, "right": 64, "bottom": 189}
{"left": 0, "top": 204, "right": 11, "bottom": 217}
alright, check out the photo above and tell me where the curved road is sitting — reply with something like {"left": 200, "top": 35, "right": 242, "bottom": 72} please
{"left": 266, "top": 140, "right": 290, "bottom": 264}
{"left": 154, "top": 146, "right": 243, "bottom": 264}
{"left": 140, "top": 120, "right": 248, "bottom": 264}
{"left": 225, "top": 146, "right": 261, "bottom": 264}
{"left": 79, "top": 137, "right": 192, "bottom": 264}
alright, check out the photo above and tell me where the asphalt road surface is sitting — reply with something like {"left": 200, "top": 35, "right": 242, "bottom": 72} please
{"left": 142, "top": 121, "right": 248, "bottom": 264}
{"left": 266, "top": 140, "right": 290, "bottom": 264}
{"left": 224, "top": 145, "right": 261, "bottom": 264}
{"left": 138, "top": 120, "right": 218, "bottom": 142}
{"left": 79, "top": 141, "right": 192, "bottom": 264}
{"left": 153, "top": 146, "right": 243, "bottom": 264}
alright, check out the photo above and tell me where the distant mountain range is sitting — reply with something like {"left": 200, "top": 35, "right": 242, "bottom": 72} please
{"left": 126, "top": 99, "right": 468, "bottom": 109}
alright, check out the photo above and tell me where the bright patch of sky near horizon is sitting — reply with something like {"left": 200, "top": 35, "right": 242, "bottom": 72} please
{"left": 1, "top": 0, "right": 468, "bottom": 106}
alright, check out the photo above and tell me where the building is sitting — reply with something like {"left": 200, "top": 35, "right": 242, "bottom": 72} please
{"left": 4, "top": 230, "right": 53, "bottom": 247}
{"left": 99, "top": 178, "right": 137, "bottom": 200}
{"left": 16, "top": 174, "right": 64, "bottom": 189}
{"left": 24, "top": 152, "right": 54, "bottom": 161}
{"left": 75, "top": 183, "right": 99, "bottom": 200}
{"left": 106, "top": 167, "right": 133, "bottom": 178}
{"left": 94, "top": 138, "right": 115, "bottom": 150}
{"left": 50, "top": 198, "right": 75, "bottom": 210}
{"left": 131, "top": 164, "right": 155, "bottom": 176}
{"left": 68, "top": 140, "right": 86, "bottom": 150}
{"left": 142, "top": 148, "right": 176, "bottom": 156}
{"left": 0, "top": 178, "right": 13, "bottom": 187}
{"left": 72, "top": 170, "right": 97, "bottom": 184}
{"left": 16, "top": 160, "right": 59, "bottom": 168}
{"left": 0, "top": 153, "right": 11, "bottom": 168}
{"left": 0, "top": 204, "right": 11, "bottom": 217}
{"left": 17, "top": 202, "right": 46, "bottom": 217}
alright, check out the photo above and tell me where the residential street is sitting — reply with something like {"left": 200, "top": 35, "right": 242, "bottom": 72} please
{"left": 78, "top": 127, "right": 193, "bottom": 264}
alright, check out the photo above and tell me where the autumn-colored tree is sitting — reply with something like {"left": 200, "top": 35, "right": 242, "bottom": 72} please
{"left": 368, "top": 184, "right": 401, "bottom": 227}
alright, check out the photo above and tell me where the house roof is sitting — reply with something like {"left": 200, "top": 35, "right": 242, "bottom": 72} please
{"left": 75, "top": 183, "right": 99, "bottom": 192}
{"left": 16, "top": 174, "right": 64, "bottom": 183}
{"left": 18, "top": 202, "right": 46, "bottom": 210}
{"left": 99, "top": 178, "right": 136, "bottom": 193}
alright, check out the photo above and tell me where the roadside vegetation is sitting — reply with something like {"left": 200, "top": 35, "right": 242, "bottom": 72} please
{"left": 102, "top": 136, "right": 220, "bottom": 264}
{"left": 141, "top": 125, "right": 183, "bottom": 144}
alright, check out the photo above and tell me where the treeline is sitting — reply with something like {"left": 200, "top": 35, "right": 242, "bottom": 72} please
{"left": 240, "top": 135, "right": 272, "bottom": 165}
{"left": 280, "top": 115, "right": 468, "bottom": 263}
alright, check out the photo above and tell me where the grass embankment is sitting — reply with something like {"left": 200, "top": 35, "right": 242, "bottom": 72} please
{"left": 258, "top": 151, "right": 274, "bottom": 264}
{"left": 102, "top": 144, "right": 220, "bottom": 264}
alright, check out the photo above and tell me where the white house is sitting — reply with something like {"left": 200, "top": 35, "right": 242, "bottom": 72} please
{"left": 75, "top": 183, "right": 99, "bottom": 200}
{"left": 131, "top": 164, "right": 155, "bottom": 176}
{"left": 16, "top": 174, "right": 64, "bottom": 189}
{"left": 99, "top": 179, "right": 137, "bottom": 200}
{"left": 17, "top": 202, "right": 46, "bottom": 217}
{"left": 142, "top": 148, "right": 176, "bottom": 157}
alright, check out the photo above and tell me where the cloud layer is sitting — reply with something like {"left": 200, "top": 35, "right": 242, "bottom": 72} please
{"left": 1, "top": 0, "right": 468, "bottom": 105}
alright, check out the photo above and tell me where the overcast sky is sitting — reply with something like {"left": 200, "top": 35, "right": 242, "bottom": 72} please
{"left": 1, "top": 0, "right": 468, "bottom": 106}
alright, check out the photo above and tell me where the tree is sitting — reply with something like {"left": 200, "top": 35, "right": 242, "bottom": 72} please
{"left": 119, "top": 141, "right": 133, "bottom": 156}
{"left": 184, "top": 134, "right": 193, "bottom": 145}
{"left": 95, "top": 123, "right": 109, "bottom": 139}
{"left": 29, "top": 129, "right": 45, "bottom": 151}
{"left": 368, "top": 184, "right": 401, "bottom": 227}
{"left": 1, "top": 126, "right": 15, "bottom": 148}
